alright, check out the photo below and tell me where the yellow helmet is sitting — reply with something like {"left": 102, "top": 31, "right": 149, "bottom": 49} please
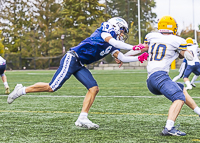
{"left": 186, "top": 37, "right": 194, "bottom": 45}
{"left": 158, "top": 15, "right": 178, "bottom": 35}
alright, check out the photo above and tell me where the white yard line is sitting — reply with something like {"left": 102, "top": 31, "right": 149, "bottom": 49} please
{"left": 1, "top": 95, "right": 200, "bottom": 98}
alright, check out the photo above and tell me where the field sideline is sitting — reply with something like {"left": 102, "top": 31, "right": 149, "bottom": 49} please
{"left": 0, "top": 70, "right": 200, "bottom": 142}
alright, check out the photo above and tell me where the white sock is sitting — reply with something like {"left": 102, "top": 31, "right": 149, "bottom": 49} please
{"left": 172, "top": 76, "right": 179, "bottom": 82}
{"left": 13, "top": 87, "right": 26, "bottom": 99}
{"left": 22, "top": 87, "right": 26, "bottom": 95}
{"left": 194, "top": 107, "right": 200, "bottom": 115}
{"left": 4, "top": 82, "right": 9, "bottom": 88}
{"left": 79, "top": 112, "right": 88, "bottom": 119}
{"left": 185, "top": 81, "right": 191, "bottom": 87}
{"left": 191, "top": 75, "right": 198, "bottom": 84}
{"left": 165, "top": 120, "right": 174, "bottom": 130}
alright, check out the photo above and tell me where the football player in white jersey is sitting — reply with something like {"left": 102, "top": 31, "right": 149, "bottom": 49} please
{"left": 117, "top": 15, "right": 200, "bottom": 136}
{"left": 0, "top": 56, "right": 10, "bottom": 94}
{"left": 189, "top": 39, "right": 200, "bottom": 87}
{"left": 172, "top": 58, "right": 187, "bottom": 82}
{"left": 7, "top": 17, "right": 148, "bottom": 129}
{"left": 183, "top": 38, "right": 200, "bottom": 89}
{"left": 145, "top": 16, "right": 200, "bottom": 136}
{"left": 172, "top": 39, "right": 200, "bottom": 86}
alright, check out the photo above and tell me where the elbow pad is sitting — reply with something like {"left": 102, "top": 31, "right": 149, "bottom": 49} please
{"left": 184, "top": 50, "right": 194, "bottom": 61}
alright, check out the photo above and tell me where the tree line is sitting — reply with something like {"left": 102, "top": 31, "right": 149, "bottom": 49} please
{"left": 0, "top": 0, "right": 157, "bottom": 57}
{"left": 0, "top": 0, "right": 198, "bottom": 69}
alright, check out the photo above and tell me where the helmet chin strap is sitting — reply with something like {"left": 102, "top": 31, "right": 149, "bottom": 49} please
{"left": 117, "top": 35, "right": 124, "bottom": 42}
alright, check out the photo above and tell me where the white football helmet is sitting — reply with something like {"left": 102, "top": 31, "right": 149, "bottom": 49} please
{"left": 108, "top": 17, "right": 129, "bottom": 41}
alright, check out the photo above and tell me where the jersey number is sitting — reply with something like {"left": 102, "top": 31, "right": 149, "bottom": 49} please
{"left": 150, "top": 43, "right": 167, "bottom": 61}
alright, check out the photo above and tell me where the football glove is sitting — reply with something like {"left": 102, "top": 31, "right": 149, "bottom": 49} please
{"left": 133, "top": 44, "right": 145, "bottom": 50}
{"left": 138, "top": 52, "right": 148, "bottom": 63}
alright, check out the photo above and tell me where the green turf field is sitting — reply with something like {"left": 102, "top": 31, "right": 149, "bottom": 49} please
{"left": 0, "top": 69, "right": 200, "bottom": 142}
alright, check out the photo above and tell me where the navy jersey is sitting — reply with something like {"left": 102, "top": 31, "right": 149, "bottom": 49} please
{"left": 70, "top": 22, "right": 120, "bottom": 64}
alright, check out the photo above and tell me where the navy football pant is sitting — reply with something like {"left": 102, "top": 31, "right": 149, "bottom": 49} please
{"left": 49, "top": 52, "right": 98, "bottom": 91}
{"left": 147, "top": 71, "right": 185, "bottom": 102}
{"left": 0, "top": 64, "right": 6, "bottom": 75}
{"left": 183, "top": 62, "right": 200, "bottom": 78}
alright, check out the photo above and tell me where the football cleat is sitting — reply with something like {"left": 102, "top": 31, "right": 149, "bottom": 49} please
{"left": 186, "top": 85, "right": 192, "bottom": 90}
{"left": 75, "top": 117, "right": 99, "bottom": 129}
{"left": 162, "top": 126, "right": 186, "bottom": 136}
{"left": 7, "top": 84, "right": 24, "bottom": 104}
{"left": 191, "top": 83, "right": 196, "bottom": 87}
{"left": 5, "top": 87, "right": 10, "bottom": 94}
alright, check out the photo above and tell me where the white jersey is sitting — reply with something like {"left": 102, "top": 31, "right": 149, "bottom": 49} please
{"left": 186, "top": 45, "right": 199, "bottom": 65}
{"left": 145, "top": 32, "right": 187, "bottom": 77}
{"left": 0, "top": 56, "right": 6, "bottom": 65}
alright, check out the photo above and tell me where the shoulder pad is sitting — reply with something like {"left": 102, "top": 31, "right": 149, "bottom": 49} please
{"left": 101, "top": 22, "right": 115, "bottom": 33}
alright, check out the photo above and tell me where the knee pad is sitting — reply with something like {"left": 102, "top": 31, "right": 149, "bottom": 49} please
{"left": 172, "top": 82, "right": 185, "bottom": 102}
{"left": 171, "top": 91, "right": 186, "bottom": 102}
{"left": 176, "top": 82, "right": 184, "bottom": 90}
{"left": 161, "top": 81, "right": 185, "bottom": 102}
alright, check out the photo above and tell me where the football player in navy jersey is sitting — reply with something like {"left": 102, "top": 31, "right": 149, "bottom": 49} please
{"left": 7, "top": 17, "right": 148, "bottom": 129}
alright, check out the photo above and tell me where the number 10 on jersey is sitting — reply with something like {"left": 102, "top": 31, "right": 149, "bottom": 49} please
{"left": 150, "top": 43, "right": 167, "bottom": 61}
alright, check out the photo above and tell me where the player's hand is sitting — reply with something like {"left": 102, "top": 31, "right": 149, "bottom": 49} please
{"left": 138, "top": 52, "right": 148, "bottom": 63}
{"left": 133, "top": 44, "right": 145, "bottom": 50}
{"left": 115, "top": 58, "right": 123, "bottom": 68}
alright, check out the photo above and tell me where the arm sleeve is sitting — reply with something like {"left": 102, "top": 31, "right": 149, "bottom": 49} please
{"left": 124, "top": 50, "right": 142, "bottom": 56}
{"left": 108, "top": 38, "right": 133, "bottom": 50}
{"left": 101, "top": 32, "right": 133, "bottom": 50}
{"left": 117, "top": 52, "right": 139, "bottom": 62}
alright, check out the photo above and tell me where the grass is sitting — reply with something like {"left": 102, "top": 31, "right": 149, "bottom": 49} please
{"left": 0, "top": 69, "right": 200, "bottom": 142}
